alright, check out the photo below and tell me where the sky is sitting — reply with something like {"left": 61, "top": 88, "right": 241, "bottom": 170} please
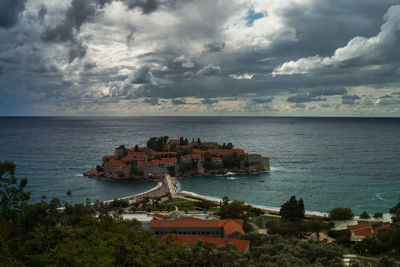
{"left": 1, "top": 0, "right": 400, "bottom": 116}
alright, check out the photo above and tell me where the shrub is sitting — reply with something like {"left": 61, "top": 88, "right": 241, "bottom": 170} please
{"left": 279, "top": 196, "right": 305, "bottom": 221}
{"left": 373, "top": 212, "right": 383, "bottom": 219}
{"left": 359, "top": 211, "right": 370, "bottom": 219}
{"left": 329, "top": 207, "right": 354, "bottom": 220}
{"left": 96, "top": 165, "right": 103, "bottom": 172}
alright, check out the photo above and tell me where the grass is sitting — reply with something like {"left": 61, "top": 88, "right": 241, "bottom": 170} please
{"left": 166, "top": 197, "right": 196, "bottom": 211}
{"left": 254, "top": 217, "right": 264, "bottom": 228}
{"left": 254, "top": 215, "right": 281, "bottom": 229}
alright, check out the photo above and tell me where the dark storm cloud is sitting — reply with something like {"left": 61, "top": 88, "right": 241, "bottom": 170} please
{"left": 287, "top": 94, "right": 326, "bottom": 103}
{"left": 342, "top": 95, "right": 360, "bottom": 105}
{"left": 142, "top": 97, "right": 159, "bottom": 105}
{"left": 309, "top": 88, "right": 347, "bottom": 97}
{"left": 0, "top": 0, "right": 27, "bottom": 28}
{"left": 132, "top": 66, "right": 153, "bottom": 84}
{"left": 68, "top": 42, "right": 87, "bottom": 63}
{"left": 38, "top": 5, "right": 47, "bottom": 23}
{"left": 41, "top": 0, "right": 97, "bottom": 43}
{"left": 171, "top": 98, "right": 186, "bottom": 105}
{"left": 83, "top": 62, "right": 97, "bottom": 72}
{"left": 1, "top": 0, "right": 400, "bottom": 115}
{"left": 277, "top": 0, "right": 400, "bottom": 57}
{"left": 250, "top": 98, "right": 273, "bottom": 104}
{"left": 203, "top": 41, "right": 225, "bottom": 53}
{"left": 196, "top": 64, "right": 221, "bottom": 76}
{"left": 126, "top": 28, "right": 136, "bottom": 47}
{"left": 380, "top": 95, "right": 393, "bottom": 99}
{"left": 202, "top": 98, "right": 218, "bottom": 104}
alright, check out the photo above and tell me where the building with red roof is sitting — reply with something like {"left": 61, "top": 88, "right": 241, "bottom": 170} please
{"left": 161, "top": 234, "right": 250, "bottom": 253}
{"left": 348, "top": 221, "right": 390, "bottom": 241}
{"left": 150, "top": 217, "right": 245, "bottom": 239}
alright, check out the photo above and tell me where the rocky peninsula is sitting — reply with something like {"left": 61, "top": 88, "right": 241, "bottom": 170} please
{"left": 84, "top": 136, "right": 270, "bottom": 180}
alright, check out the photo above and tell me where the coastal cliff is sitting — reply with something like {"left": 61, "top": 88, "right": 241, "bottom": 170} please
{"left": 84, "top": 136, "right": 270, "bottom": 180}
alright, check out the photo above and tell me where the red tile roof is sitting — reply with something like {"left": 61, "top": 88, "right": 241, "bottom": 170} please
{"left": 112, "top": 162, "right": 129, "bottom": 169}
{"left": 161, "top": 234, "right": 250, "bottom": 253}
{"left": 137, "top": 158, "right": 177, "bottom": 165}
{"left": 169, "top": 139, "right": 179, "bottom": 143}
{"left": 348, "top": 222, "right": 390, "bottom": 237}
{"left": 152, "top": 152, "right": 178, "bottom": 155}
{"left": 211, "top": 157, "right": 222, "bottom": 161}
{"left": 150, "top": 217, "right": 244, "bottom": 236}
{"left": 103, "top": 155, "right": 119, "bottom": 159}
{"left": 188, "top": 142, "right": 199, "bottom": 146}
{"left": 348, "top": 222, "right": 380, "bottom": 231}
{"left": 104, "top": 159, "right": 122, "bottom": 165}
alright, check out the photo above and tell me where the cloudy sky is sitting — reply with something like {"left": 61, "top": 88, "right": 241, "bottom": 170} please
{"left": 1, "top": 0, "right": 400, "bottom": 116}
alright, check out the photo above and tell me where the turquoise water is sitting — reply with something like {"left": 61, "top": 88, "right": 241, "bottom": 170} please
{"left": 0, "top": 116, "right": 399, "bottom": 214}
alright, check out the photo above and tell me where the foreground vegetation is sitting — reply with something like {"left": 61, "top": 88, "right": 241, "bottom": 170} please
{"left": 1, "top": 161, "right": 400, "bottom": 266}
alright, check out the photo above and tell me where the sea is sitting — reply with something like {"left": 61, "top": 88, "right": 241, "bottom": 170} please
{"left": 0, "top": 116, "right": 399, "bottom": 215}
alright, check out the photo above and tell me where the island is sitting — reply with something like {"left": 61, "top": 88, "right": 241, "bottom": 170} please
{"left": 84, "top": 136, "right": 270, "bottom": 180}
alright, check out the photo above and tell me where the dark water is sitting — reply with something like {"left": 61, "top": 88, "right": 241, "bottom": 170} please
{"left": 0, "top": 117, "right": 399, "bottom": 214}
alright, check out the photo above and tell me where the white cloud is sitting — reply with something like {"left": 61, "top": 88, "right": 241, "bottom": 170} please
{"left": 272, "top": 5, "right": 400, "bottom": 76}
{"left": 229, "top": 73, "right": 254, "bottom": 80}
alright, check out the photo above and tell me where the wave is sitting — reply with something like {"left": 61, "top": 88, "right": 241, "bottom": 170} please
{"left": 226, "top": 177, "right": 238, "bottom": 180}
{"left": 75, "top": 173, "right": 84, "bottom": 177}
{"left": 215, "top": 171, "right": 237, "bottom": 177}
{"left": 269, "top": 166, "right": 286, "bottom": 172}
{"left": 174, "top": 179, "right": 182, "bottom": 191}
{"left": 376, "top": 193, "right": 384, "bottom": 200}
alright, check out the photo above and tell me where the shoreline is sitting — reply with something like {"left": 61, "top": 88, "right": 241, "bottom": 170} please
{"left": 176, "top": 189, "right": 329, "bottom": 218}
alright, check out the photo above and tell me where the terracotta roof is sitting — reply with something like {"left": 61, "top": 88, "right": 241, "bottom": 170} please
{"left": 211, "top": 157, "right": 222, "bottom": 161}
{"left": 349, "top": 222, "right": 390, "bottom": 237}
{"left": 104, "top": 159, "right": 122, "bottom": 165}
{"left": 192, "top": 149, "right": 203, "bottom": 154}
{"left": 188, "top": 142, "right": 199, "bottom": 146}
{"left": 152, "top": 152, "right": 178, "bottom": 155}
{"left": 169, "top": 139, "right": 179, "bottom": 143}
{"left": 137, "top": 158, "right": 177, "bottom": 165}
{"left": 161, "top": 234, "right": 249, "bottom": 253}
{"left": 348, "top": 221, "right": 380, "bottom": 231}
{"left": 112, "top": 162, "right": 129, "bottom": 169}
{"left": 103, "top": 155, "right": 119, "bottom": 159}
{"left": 150, "top": 217, "right": 244, "bottom": 236}
{"left": 192, "top": 154, "right": 201, "bottom": 158}
{"left": 217, "top": 149, "right": 245, "bottom": 156}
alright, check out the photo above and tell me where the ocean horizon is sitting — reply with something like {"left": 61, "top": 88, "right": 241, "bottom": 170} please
{"left": 1, "top": 116, "right": 399, "bottom": 215}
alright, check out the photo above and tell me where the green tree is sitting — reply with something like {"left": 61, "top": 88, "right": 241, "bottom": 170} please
{"left": 279, "top": 196, "right": 305, "bottom": 221}
{"left": 0, "top": 161, "right": 30, "bottom": 220}
{"left": 373, "top": 212, "right": 383, "bottom": 219}
{"left": 329, "top": 207, "right": 354, "bottom": 220}
{"left": 359, "top": 211, "right": 370, "bottom": 219}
